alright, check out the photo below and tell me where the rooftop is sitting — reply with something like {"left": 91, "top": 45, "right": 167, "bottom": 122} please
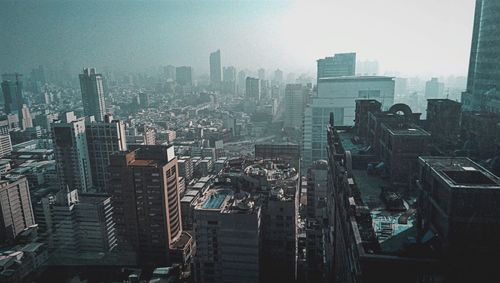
{"left": 419, "top": 157, "right": 500, "bottom": 189}
{"left": 318, "top": 75, "right": 394, "bottom": 83}
{"left": 383, "top": 123, "right": 431, "bottom": 137}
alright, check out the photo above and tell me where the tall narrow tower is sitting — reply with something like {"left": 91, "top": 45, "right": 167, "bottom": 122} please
{"left": 79, "top": 68, "right": 106, "bottom": 121}
{"left": 210, "top": 50, "right": 222, "bottom": 89}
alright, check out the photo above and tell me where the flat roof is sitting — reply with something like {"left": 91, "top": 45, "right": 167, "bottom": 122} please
{"left": 419, "top": 157, "right": 500, "bottom": 189}
{"left": 384, "top": 124, "right": 431, "bottom": 137}
{"left": 318, "top": 75, "right": 394, "bottom": 83}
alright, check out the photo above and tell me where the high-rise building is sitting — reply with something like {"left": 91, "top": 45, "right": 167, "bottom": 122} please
{"left": 20, "top": 104, "right": 33, "bottom": 130}
{"left": 52, "top": 112, "right": 93, "bottom": 192}
{"left": 317, "top": 53, "right": 356, "bottom": 81}
{"left": 86, "top": 114, "right": 127, "bottom": 193}
{"left": 222, "top": 66, "right": 236, "bottom": 94}
{"left": 463, "top": 0, "right": 500, "bottom": 112}
{"left": 193, "top": 188, "right": 261, "bottom": 283}
{"left": 0, "top": 176, "right": 35, "bottom": 243}
{"left": 302, "top": 76, "right": 394, "bottom": 171}
{"left": 425, "top": 77, "right": 445, "bottom": 99}
{"left": 210, "top": 50, "right": 222, "bottom": 88}
{"left": 175, "top": 66, "right": 193, "bottom": 86}
{"left": 1, "top": 73, "right": 25, "bottom": 119}
{"left": 79, "top": 68, "right": 106, "bottom": 122}
{"left": 284, "top": 84, "right": 307, "bottom": 131}
{"left": 237, "top": 70, "right": 246, "bottom": 94}
{"left": 0, "top": 134, "right": 12, "bottom": 158}
{"left": 164, "top": 65, "right": 176, "bottom": 80}
{"left": 245, "top": 77, "right": 261, "bottom": 100}
{"left": 273, "top": 69, "right": 283, "bottom": 85}
{"left": 316, "top": 76, "right": 395, "bottom": 126}
{"left": 34, "top": 188, "right": 117, "bottom": 263}
{"left": 108, "top": 145, "right": 185, "bottom": 266}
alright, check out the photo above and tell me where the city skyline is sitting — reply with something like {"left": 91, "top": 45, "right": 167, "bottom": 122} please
{"left": 0, "top": 0, "right": 475, "bottom": 77}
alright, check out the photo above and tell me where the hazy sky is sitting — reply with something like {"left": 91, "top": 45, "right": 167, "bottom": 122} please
{"left": 0, "top": 0, "right": 475, "bottom": 77}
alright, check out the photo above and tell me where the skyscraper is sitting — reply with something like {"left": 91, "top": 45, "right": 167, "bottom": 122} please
{"left": 245, "top": 77, "right": 261, "bottom": 100}
{"left": 20, "top": 104, "right": 33, "bottom": 130}
{"left": 108, "top": 145, "right": 184, "bottom": 265}
{"left": 284, "top": 84, "right": 307, "bottom": 131}
{"left": 86, "top": 114, "right": 127, "bottom": 193}
{"left": 176, "top": 66, "right": 193, "bottom": 86}
{"left": 0, "top": 176, "right": 35, "bottom": 243}
{"left": 317, "top": 53, "right": 356, "bottom": 81}
{"left": 222, "top": 66, "right": 236, "bottom": 94}
{"left": 52, "top": 112, "right": 93, "bottom": 192}
{"left": 210, "top": 50, "right": 222, "bottom": 88}
{"left": 463, "top": 0, "right": 500, "bottom": 112}
{"left": 79, "top": 68, "right": 106, "bottom": 122}
{"left": 1, "top": 73, "right": 24, "bottom": 119}
{"left": 258, "top": 68, "right": 266, "bottom": 80}
{"left": 274, "top": 69, "right": 283, "bottom": 85}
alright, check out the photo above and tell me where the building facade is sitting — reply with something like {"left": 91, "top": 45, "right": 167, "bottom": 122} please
{"left": 79, "top": 68, "right": 106, "bottom": 122}
{"left": 108, "top": 145, "right": 184, "bottom": 266}
{"left": 86, "top": 114, "right": 127, "bottom": 193}
{"left": 52, "top": 112, "right": 93, "bottom": 192}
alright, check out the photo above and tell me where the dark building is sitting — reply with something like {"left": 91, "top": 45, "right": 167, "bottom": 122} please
{"left": 354, "top": 99, "right": 382, "bottom": 141}
{"left": 1, "top": 73, "right": 24, "bottom": 116}
{"left": 426, "top": 99, "right": 462, "bottom": 148}
{"left": 175, "top": 66, "right": 193, "bottom": 86}
{"left": 108, "top": 145, "right": 189, "bottom": 266}
{"left": 460, "top": 111, "right": 500, "bottom": 158}
{"left": 79, "top": 68, "right": 106, "bottom": 122}
{"left": 417, "top": 156, "right": 500, "bottom": 281}
{"left": 463, "top": 0, "right": 500, "bottom": 112}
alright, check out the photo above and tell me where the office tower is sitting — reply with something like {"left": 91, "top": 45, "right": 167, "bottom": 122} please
{"left": 1, "top": 73, "right": 24, "bottom": 117}
{"left": 0, "top": 176, "right": 35, "bottom": 243}
{"left": 79, "top": 68, "right": 106, "bottom": 122}
{"left": 210, "top": 50, "right": 222, "bottom": 88}
{"left": 193, "top": 189, "right": 261, "bottom": 283}
{"left": 284, "top": 84, "right": 307, "bottom": 131}
{"left": 425, "top": 77, "right": 445, "bottom": 99}
{"left": 0, "top": 134, "right": 12, "bottom": 158}
{"left": 175, "top": 66, "right": 192, "bottom": 86}
{"left": 222, "top": 66, "right": 236, "bottom": 94}
{"left": 258, "top": 68, "right": 266, "bottom": 81}
{"left": 20, "top": 104, "right": 33, "bottom": 130}
{"left": 302, "top": 76, "right": 394, "bottom": 171}
{"left": 52, "top": 112, "right": 93, "bottom": 192}
{"left": 34, "top": 188, "right": 117, "bottom": 263}
{"left": 317, "top": 53, "right": 356, "bottom": 81}
{"left": 245, "top": 77, "right": 261, "bottom": 100}
{"left": 86, "top": 114, "right": 127, "bottom": 193}
{"left": 164, "top": 65, "right": 176, "bottom": 80}
{"left": 317, "top": 76, "right": 394, "bottom": 126}
{"left": 108, "top": 145, "right": 184, "bottom": 265}
{"left": 463, "top": 0, "right": 500, "bottom": 112}
{"left": 273, "top": 69, "right": 283, "bottom": 85}
{"left": 237, "top": 70, "right": 246, "bottom": 94}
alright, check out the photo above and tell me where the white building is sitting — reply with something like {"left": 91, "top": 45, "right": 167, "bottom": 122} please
{"left": 317, "top": 76, "right": 395, "bottom": 126}
{"left": 302, "top": 76, "right": 394, "bottom": 172}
